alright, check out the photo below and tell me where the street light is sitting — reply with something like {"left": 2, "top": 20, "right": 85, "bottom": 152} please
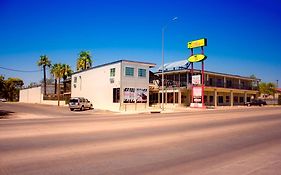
{"left": 161, "top": 17, "right": 178, "bottom": 110}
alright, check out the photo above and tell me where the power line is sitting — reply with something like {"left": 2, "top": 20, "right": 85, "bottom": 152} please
{"left": 0, "top": 66, "right": 41, "bottom": 73}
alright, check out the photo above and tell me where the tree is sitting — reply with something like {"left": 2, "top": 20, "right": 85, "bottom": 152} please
{"left": 61, "top": 64, "right": 72, "bottom": 93}
{"left": 50, "top": 65, "right": 57, "bottom": 94}
{"left": 3, "top": 77, "right": 24, "bottom": 101}
{"left": 259, "top": 82, "right": 276, "bottom": 96}
{"left": 267, "top": 82, "right": 277, "bottom": 95}
{"left": 0, "top": 75, "right": 5, "bottom": 98}
{"left": 249, "top": 74, "right": 257, "bottom": 79}
{"left": 249, "top": 74, "right": 258, "bottom": 89}
{"left": 51, "top": 63, "right": 64, "bottom": 106}
{"left": 37, "top": 55, "right": 51, "bottom": 96}
{"left": 76, "top": 51, "right": 92, "bottom": 71}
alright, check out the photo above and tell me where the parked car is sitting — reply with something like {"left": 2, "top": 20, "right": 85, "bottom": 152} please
{"left": 245, "top": 99, "right": 267, "bottom": 106}
{"left": 0, "top": 98, "right": 7, "bottom": 102}
{"left": 69, "top": 97, "right": 92, "bottom": 111}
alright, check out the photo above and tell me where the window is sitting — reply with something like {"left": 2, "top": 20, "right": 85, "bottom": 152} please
{"left": 209, "top": 78, "right": 213, "bottom": 86}
{"left": 234, "top": 96, "right": 238, "bottom": 103}
{"left": 240, "top": 82, "right": 245, "bottom": 89}
{"left": 204, "top": 95, "right": 208, "bottom": 103}
{"left": 188, "top": 73, "right": 192, "bottom": 84}
{"left": 239, "top": 97, "right": 244, "bottom": 103}
{"left": 138, "top": 68, "right": 146, "bottom": 77}
{"left": 217, "top": 79, "right": 223, "bottom": 87}
{"left": 110, "top": 68, "right": 115, "bottom": 77}
{"left": 226, "top": 96, "right": 230, "bottom": 103}
{"left": 167, "top": 93, "right": 173, "bottom": 103}
{"left": 226, "top": 80, "right": 232, "bottom": 88}
{"left": 125, "top": 67, "right": 134, "bottom": 76}
{"left": 113, "top": 88, "right": 120, "bottom": 103}
{"left": 209, "top": 96, "right": 214, "bottom": 103}
{"left": 73, "top": 77, "right": 77, "bottom": 83}
{"left": 218, "top": 96, "right": 224, "bottom": 103}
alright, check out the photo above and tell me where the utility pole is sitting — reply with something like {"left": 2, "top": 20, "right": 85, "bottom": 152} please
{"left": 161, "top": 17, "right": 178, "bottom": 111}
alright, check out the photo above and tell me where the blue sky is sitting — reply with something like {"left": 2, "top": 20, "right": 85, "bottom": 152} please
{"left": 0, "top": 0, "right": 280, "bottom": 86}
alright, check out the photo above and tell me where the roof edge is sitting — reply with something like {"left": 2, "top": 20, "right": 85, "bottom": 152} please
{"left": 72, "top": 59, "right": 156, "bottom": 75}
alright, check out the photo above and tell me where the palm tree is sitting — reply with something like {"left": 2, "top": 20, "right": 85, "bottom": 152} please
{"left": 61, "top": 64, "right": 72, "bottom": 93}
{"left": 76, "top": 51, "right": 92, "bottom": 71}
{"left": 37, "top": 55, "right": 51, "bottom": 95}
{"left": 51, "top": 63, "right": 64, "bottom": 106}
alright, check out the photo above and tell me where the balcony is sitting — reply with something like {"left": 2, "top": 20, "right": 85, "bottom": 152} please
{"left": 204, "top": 81, "right": 258, "bottom": 90}
{"left": 152, "top": 79, "right": 257, "bottom": 91}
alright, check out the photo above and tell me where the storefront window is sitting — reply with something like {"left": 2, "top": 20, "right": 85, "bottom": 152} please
{"left": 234, "top": 96, "right": 238, "bottom": 103}
{"left": 239, "top": 97, "right": 244, "bottom": 103}
{"left": 218, "top": 96, "right": 223, "bottom": 103}
{"left": 209, "top": 96, "right": 214, "bottom": 103}
{"left": 204, "top": 95, "right": 208, "bottom": 103}
{"left": 226, "top": 96, "right": 230, "bottom": 103}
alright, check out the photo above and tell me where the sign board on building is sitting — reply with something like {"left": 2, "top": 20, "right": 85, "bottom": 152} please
{"left": 190, "top": 103, "right": 203, "bottom": 108}
{"left": 187, "top": 38, "right": 207, "bottom": 49}
{"left": 193, "top": 86, "right": 202, "bottom": 97}
{"left": 192, "top": 75, "right": 201, "bottom": 85}
{"left": 188, "top": 54, "right": 207, "bottom": 63}
{"left": 192, "top": 86, "right": 202, "bottom": 105}
{"left": 123, "top": 87, "right": 148, "bottom": 103}
{"left": 124, "top": 88, "right": 135, "bottom": 103}
{"left": 136, "top": 88, "right": 148, "bottom": 103}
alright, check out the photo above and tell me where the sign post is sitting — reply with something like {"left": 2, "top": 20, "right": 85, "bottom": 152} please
{"left": 187, "top": 38, "right": 207, "bottom": 108}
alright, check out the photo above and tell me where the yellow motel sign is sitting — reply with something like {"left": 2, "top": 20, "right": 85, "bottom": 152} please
{"left": 188, "top": 54, "right": 207, "bottom": 63}
{"left": 187, "top": 38, "right": 207, "bottom": 49}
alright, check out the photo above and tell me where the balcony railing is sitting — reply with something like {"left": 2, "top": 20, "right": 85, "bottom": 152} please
{"left": 152, "top": 79, "right": 258, "bottom": 91}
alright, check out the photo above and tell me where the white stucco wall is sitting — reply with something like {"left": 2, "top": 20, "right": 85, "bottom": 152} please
{"left": 20, "top": 86, "right": 66, "bottom": 105}
{"left": 19, "top": 86, "right": 42, "bottom": 103}
{"left": 71, "top": 60, "right": 154, "bottom": 111}
{"left": 71, "top": 62, "right": 121, "bottom": 111}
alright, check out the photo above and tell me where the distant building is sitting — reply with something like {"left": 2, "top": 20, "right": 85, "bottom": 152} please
{"left": 71, "top": 60, "right": 156, "bottom": 111}
{"left": 149, "top": 60, "right": 260, "bottom": 107}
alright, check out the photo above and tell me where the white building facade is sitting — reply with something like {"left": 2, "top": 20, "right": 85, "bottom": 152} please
{"left": 71, "top": 60, "right": 155, "bottom": 111}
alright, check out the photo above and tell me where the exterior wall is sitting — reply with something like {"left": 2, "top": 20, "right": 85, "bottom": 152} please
{"left": 20, "top": 86, "right": 66, "bottom": 105}
{"left": 71, "top": 60, "right": 152, "bottom": 111}
{"left": 120, "top": 61, "right": 150, "bottom": 111}
{"left": 19, "top": 86, "right": 42, "bottom": 103}
{"left": 152, "top": 69, "right": 259, "bottom": 107}
{"left": 71, "top": 62, "right": 121, "bottom": 111}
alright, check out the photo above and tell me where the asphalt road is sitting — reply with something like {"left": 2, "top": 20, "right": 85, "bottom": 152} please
{"left": 1, "top": 103, "right": 281, "bottom": 175}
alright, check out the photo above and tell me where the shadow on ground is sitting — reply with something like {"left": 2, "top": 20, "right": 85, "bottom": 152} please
{"left": 0, "top": 110, "right": 15, "bottom": 119}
